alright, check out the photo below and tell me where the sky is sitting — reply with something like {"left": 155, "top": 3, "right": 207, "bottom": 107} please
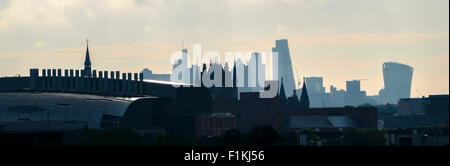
{"left": 0, "top": 0, "right": 448, "bottom": 97}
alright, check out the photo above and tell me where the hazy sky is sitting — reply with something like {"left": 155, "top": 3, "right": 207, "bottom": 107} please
{"left": 0, "top": 0, "right": 448, "bottom": 97}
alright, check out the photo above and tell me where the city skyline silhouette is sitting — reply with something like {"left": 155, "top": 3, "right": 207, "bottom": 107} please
{"left": 0, "top": 0, "right": 448, "bottom": 97}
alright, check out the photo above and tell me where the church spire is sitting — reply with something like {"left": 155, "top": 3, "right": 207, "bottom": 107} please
{"left": 279, "top": 77, "right": 286, "bottom": 102}
{"left": 84, "top": 39, "right": 92, "bottom": 77}
{"left": 300, "top": 77, "right": 310, "bottom": 110}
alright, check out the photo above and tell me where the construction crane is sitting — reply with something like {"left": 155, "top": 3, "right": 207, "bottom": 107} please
{"left": 294, "top": 67, "right": 301, "bottom": 88}
{"left": 416, "top": 89, "right": 424, "bottom": 98}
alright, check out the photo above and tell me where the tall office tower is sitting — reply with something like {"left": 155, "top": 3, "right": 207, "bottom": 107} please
{"left": 248, "top": 52, "right": 266, "bottom": 91}
{"left": 380, "top": 62, "right": 413, "bottom": 104}
{"left": 346, "top": 80, "right": 360, "bottom": 93}
{"left": 305, "top": 77, "right": 325, "bottom": 94}
{"left": 171, "top": 48, "right": 189, "bottom": 84}
{"left": 182, "top": 48, "right": 189, "bottom": 84}
{"left": 84, "top": 39, "right": 92, "bottom": 77}
{"left": 272, "top": 39, "right": 296, "bottom": 97}
{"left": 345, "top": 80, "right": 365, "bottom": 106}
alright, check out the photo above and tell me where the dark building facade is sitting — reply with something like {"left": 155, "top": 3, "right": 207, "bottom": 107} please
{"left": 381, "top": 95, "right": 449, "bottom": 130}
{"left": 212, "top": 92, "right": 288, "bottom": 133}
{"left": 288, "top": 106, "right": 378, "bottom": 131}
{"left": 195, "top": 113, "right": 236, "bottom": 138}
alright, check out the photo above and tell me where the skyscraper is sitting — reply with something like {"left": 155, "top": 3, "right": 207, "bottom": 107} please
{"left": 380, "top": 62, "right": 413, "bottom": 104}
{"left": 345, "top": 80, "right": 366, "bottom": 106}
{"left": 182, "top": 48, "right": 189, "bottom": 84}
{"left": 272, "top": 39, "right": 295, "bottom": 97}
{"left": 248, "top": 52, "right": 266, "bottom": 91}
{"left": 84, "top": 39, "right": 92, "bottom": 77}
{"left": 305, "top": 77, "right": 325, "bottom": 94}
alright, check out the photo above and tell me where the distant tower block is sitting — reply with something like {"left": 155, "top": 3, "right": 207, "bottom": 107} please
{"left": 381, "top": 62, "right": 413, "bottom": 104}
{"left": 182, "top": 48, "right": 189, "bottom": 84}
{"left": 272, "top": 39, "right": 296, "bottom": 97}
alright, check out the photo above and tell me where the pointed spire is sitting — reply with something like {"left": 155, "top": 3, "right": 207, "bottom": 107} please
{"left": 85, "top": 39, "right": 91, "bottom": 65}
{"left": 300, "top": 77, "right": 310, "bottom": 110}
{"left": 279, "top": 77, "right": 286, "bottom": 101}
{"left": 84, "top": 39, "right": 92, "bottom": 77}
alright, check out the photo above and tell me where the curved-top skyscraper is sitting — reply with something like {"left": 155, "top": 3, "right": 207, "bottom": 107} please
{"left": 381, "top": 62, "right": 413, "bottom": 104}
{"left": 272, "top": 39, "right": 296, "bottom": 97}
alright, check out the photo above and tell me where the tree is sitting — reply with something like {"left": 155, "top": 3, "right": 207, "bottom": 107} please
{"left": 219, "top": 129, "right": 245, "bottom": 146}
{"left": 297, "top": 129, "right": 324, "bottom": 146}
{"left": 247, "top": 125, "right": 283, "bottom": 146}
{"left": 81, "top": 128, "right": 150, "bottom": 146}
{"left": 341, "top": 128, "right": 386, "bottom": 146}
{"left": 423, "top": 126, "right": 443, "bottom": 136}
{"left": 152, "top": 134, "right": 193, "bottom": 146}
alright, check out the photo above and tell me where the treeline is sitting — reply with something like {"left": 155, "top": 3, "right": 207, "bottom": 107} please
{"left": 76, "top": 125, "right": 387, "bottom": 146}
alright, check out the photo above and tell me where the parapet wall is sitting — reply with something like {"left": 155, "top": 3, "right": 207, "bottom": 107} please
{"left": 29, "top": 68, "right": 144, "bottom": 96}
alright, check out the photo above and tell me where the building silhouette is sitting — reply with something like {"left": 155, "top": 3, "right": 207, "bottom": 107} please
{"left": 278, "top": 77, "right": 287, "bottom": 102}
{"left": 330, "top": 85, "right": 345, "bottom": 107}
{"left": 379, "top": 62, "right": 413, "bottom": 104}
{"left": 305, "top": 77, "right": 327, "bottom": 107}
{"left": 141, "top": 68, "right": 171, "bottom": 81}
{"left": 345, "top": 80, "right": 366, "bottom": 106}
{"left": 299, "top": 77, "right": 310, "bottom": 110}
{"left": 84, "top": 40, "right": 92, "bottom": 77}
{"left": 272, "top": 39, "right": 296, "bottom": 97}
{"left": 248, "top": 52, "right": 266, "bottom": 92}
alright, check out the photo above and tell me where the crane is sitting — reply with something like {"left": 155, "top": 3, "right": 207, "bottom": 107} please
{"left": 294, "top": 67, "right": 301, "bottom": 88}
{"left": 416, "top": 89, "right": 424, "bottom": 98}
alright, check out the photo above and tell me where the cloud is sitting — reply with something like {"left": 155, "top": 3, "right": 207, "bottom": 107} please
{"left": 0, "top": 0, "right": 83, "bottom": 31}
{"left": 32, "top": 41, "right": 48, "bottom": 47}
{"left": 290, "top": 33, "right": 449, "bottom": 46}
